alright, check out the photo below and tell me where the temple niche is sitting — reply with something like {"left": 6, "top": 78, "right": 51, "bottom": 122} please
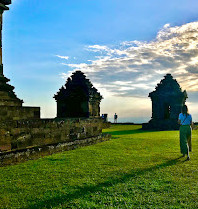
{"left": 54, "top": 71, "right": 103, "bottom": 118}
{"left": 142, "top": 74, "right": 187, "bottom": 130}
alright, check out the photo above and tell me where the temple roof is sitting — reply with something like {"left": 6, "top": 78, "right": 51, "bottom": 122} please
{"left": 149, "top": 74, "right": 187, "bottom": 98}
{"left": 0, "top": 0, "right": 11, "bottom": 5}
{"left": 54, "top": 71, "right": 103, "bottom": 101}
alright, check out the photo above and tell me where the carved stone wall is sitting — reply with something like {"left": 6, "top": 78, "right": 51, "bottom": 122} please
{"left": 0, "top": 133, "right": 111, "bottom": 166}
{"left": 0, "top": 118, "right": 107, "bottom": 152}
{"left": 0, "top": 106, "right": 40, "bottom": 121}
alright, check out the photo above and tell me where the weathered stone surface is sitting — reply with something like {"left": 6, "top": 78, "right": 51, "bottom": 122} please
{"left": 0, "top": 132, "right": 111, "bottom": 166}
{"left": 0, "top": 106, "right": 40, "bottom": 120}
{"left": 0, "top": 81, "right": 23, "bottom": 106}
{"left": 143, "top": 74, "right": 187, "bottom": 130}
{"left": 0, "top": 118, "right": 107, "bottom": 152}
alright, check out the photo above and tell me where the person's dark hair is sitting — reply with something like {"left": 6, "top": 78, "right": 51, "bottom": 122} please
{"left": 181, "top": 105, "right": 189, "bottom": 115}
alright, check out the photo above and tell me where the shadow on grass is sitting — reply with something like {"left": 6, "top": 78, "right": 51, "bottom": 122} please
{"left": 105, "top": 129, "right": 158, "bottom": 136}
{"left": 25, "top": 157, "right": 184, "bottom": 209}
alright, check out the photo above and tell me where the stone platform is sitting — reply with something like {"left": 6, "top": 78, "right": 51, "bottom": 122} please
{"left": 0, "top": 133, "right": 111, "bottom": 166}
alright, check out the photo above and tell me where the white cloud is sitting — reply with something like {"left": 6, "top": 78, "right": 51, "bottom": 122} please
{"left": 56, "top": 55, "right": 69, "bottom": 60}
{"left": 58, "top": 21, "right": 198, "bottom": 99}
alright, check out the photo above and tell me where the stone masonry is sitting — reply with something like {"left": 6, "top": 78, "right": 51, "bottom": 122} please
{"left": 0, "top": 1, "right": 111, "bottom": 166}
{"left": 142, "top": 74, "right": 187, "bottom": 130}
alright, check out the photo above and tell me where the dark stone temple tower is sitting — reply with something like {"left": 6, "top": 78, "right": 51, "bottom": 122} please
{"left": 0, "top": 0, "right": 40, "bottom": 120}
{"left": 54, "top": 71, "right": 103, "bottom": 118}
{"left": 142, "top": 74, "right": 187, "bottom": 130}
{"left": 0, "top": 0, "right": 22, "bottom": 106}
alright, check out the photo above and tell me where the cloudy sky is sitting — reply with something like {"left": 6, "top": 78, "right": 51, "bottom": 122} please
{"left": 3, "top": 0, "right": 198, "bottom": 122}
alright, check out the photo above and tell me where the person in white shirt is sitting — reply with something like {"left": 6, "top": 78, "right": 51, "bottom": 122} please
{"left": 178, "top": 105, "right": 193, "bottom": 161}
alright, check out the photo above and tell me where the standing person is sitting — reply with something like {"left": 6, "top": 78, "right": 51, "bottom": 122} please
{"left": 114, "top": 113, "right": 118, "bottom": 123}
{"left": 178, "top": 105, "right": 193, "bottom": 161}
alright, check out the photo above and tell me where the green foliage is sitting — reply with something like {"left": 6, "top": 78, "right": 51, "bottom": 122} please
{"left": 0, "top": 125, "right": 198, "bottom": 208}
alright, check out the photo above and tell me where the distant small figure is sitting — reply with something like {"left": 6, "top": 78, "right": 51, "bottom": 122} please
{"left": 104, "top": 114, "right": 108, "bottom": 122}
{"left": 101, "top": 114, "right": 108, "bottom": 122}
{"left": 178, "top": 105, "right": 193, "bottom": 161}
{"left": 114, "top": 113, "right": 118, "bottom": 123}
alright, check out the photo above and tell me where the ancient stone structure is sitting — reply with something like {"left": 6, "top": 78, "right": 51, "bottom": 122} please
{"left": 0, "top": 118, "right": 111, "bottom": 166}
{"left": 0, "top": 118, "right": 106, "bottom": 152}
{"left": 142, "top": 74, "right": 187, "bottom": 130}
{"left": 0, "top": 0, "right": 22, "bottom": 106}
{"left": 0, "top": 2, "right": 110, "bottom": 166}
{"left": 54, "top": 71, "right": 103, "bottom": 118}
{"left": 0, "top": 0, "right": 40, "bottom": 120}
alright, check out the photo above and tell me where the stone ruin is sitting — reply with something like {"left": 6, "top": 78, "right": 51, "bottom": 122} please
{"left": 0, "top": 0, "right": 40, "bottom": 121}
{"left": 0, "top": 1, "right": 110, "bottom": 166}
{"left": 142, "top": 74, "right": 187, "bottom": 130}
{"left": 54, "top": 71, "right": 103, "bottom": 118}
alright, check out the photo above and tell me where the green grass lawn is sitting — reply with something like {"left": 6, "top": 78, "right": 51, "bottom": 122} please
{"left": 0, "top": 125, "right": 198, "bottom": 208}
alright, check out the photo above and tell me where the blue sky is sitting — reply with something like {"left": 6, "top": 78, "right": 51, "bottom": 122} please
{"left": 3, "top": 0, "right": 198, "bottom": 122}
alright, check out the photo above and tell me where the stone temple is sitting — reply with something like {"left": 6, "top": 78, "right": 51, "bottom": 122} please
{"left": 54, "top": 71, "right": 103, "bottom": 118}
{"left": 142, "top": 74, "right": 187, "bottom": 130}
{"left": 0, "top": 1, "right": 110, "bottom": 165}
{"left": 0, "top": 0, "right": 40, "bottom": 120}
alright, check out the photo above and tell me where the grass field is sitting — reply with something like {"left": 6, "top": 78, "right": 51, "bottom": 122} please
{"left": 0, "top": 125, "right": 198, "bottom": 208}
